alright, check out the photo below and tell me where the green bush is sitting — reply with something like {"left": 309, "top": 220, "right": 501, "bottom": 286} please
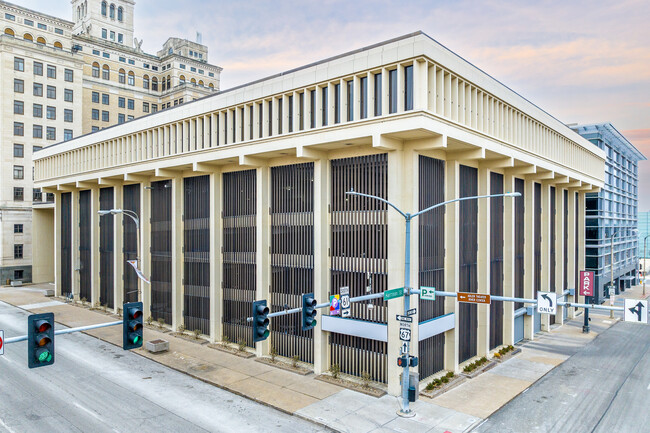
{"left": 237, "top": 339, "right": 246, "bottom": 352}
{"left": 329, "top": 363, "right": 341, "bottom": 379}
{"left": 445, "top": 371, "right": 454, "bottom": 379}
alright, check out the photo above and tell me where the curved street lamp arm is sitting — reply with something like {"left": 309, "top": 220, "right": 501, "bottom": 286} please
{"left": 345, "top": 190, "right": 408, "bottom": 219}
{"left": 412, "top": 192, "right": 521, "bottom": 219}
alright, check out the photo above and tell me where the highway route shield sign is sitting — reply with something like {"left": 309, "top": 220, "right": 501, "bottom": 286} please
{"left": 399, "top": 326, "right": 411, "bottom": 342}
{"left": 0, "top": 330, "right": 4, "bottom": 356}
{"left": 340, "top": 286, "right": 351, "bottom": 318}
{"left": 537, "top": 292, "right": 557, "bottom": 315}
{"left": 624, "top": 299, "right": 648, "bottom": 324}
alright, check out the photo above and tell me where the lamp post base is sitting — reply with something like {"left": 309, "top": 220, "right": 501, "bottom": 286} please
{"left": 396, "top": 409, "right": 416, "bottom": 418}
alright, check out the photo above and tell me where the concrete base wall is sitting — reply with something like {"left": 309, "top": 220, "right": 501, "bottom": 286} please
{"left": 0, "top": 265, "right": 32, "bottom": 284}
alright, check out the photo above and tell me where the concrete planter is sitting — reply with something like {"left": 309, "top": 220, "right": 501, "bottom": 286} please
{"left": 146, "top": 339, "right": 169, "bottom": 353}
{"left": 10, "top": 280, "right": 23, "bottom": 287}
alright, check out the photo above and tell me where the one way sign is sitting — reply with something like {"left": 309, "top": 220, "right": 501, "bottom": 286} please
{"left": 537, "top": 291, "right": 556, "bottom": 315}
{"left": 624, "top": 299, "right": 648, "bottom": 324}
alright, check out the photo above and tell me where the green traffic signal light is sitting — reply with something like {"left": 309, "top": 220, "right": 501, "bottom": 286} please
{"left": 123, "top": 302, "right": 144, "bottom": 350}
{"left": 28, "top": 313, "right": 55, "bottom": 368}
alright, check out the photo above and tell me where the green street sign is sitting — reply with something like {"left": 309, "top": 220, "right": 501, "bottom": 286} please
{"left": 420, "top": 286, "right": 435, "bottom": 301}
{"left": 384, "top": 288, "right": 404, "bottom": 301}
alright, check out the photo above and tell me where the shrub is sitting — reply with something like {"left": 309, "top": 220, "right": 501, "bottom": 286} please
{"left": 157, "top": 317, "right": 165, "bottom": 328}
{"left": 361, "top": 371, "right": 371, "bottom": 388}
{"left": 441, "top": 376, "right": 449, "bottom": 383}
{"left": 270, "top": 345, "right": 278, "bottom": 363}
{"left": 193, "top": 329, "right": 201, "bottom": 339}
{"left": 237, "top": 339, "right": 246, "bottom": 352}
{"left": 221, "top": 335, "right": 230, "bottom": 347}
{"left": 145, "top": 316, "right": 153, "bottom": 326}
{"left": 81, "top": 297, "right": 87, "bottom": 305}
{"left": 445, "top": 371, "right": 454, "bottom": 379}
{"left": 177, "top": 324, "right": 185, "bottom": 334}
{"left": 292, "top": 354, "right": 300, "bottom": 368}
{"left": 426, "top": 381, "right": 436, "bottom": 391}
{"left": 329, "top": 363, "right": 341, "bottom": 379}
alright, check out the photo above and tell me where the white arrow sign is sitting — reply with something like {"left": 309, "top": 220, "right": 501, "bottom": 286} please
{"left": 537, "top": 291, "right": 557, "bottom": 315}
{"left": 624, "top": 299, "right": 648, "bottom": 324}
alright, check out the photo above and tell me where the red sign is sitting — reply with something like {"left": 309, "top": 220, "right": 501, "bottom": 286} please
{"left": 579, "top": 271, "right": 594, "bottom": 297}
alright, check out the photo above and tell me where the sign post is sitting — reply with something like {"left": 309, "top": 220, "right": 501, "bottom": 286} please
{"left": 579, "top": 271, "right": 594, "bottom": 333}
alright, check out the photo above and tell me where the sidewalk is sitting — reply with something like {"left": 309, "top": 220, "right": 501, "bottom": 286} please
{"left": 1, "top": 283, "right": 646, "bottom": 433}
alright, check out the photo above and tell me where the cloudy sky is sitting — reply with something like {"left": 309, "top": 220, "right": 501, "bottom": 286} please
{"left": 23, "top": 0, "right": 650, "bottom": 208}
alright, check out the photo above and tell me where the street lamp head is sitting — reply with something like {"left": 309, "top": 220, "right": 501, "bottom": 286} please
{"left": 98, "top": 209, "right": 123, "bottom": 216}
{"left": 97, "top": 210, "right": 112, "bottom": 215}
{"left": 505, "top": 192, "right": 522, "bottom": 197}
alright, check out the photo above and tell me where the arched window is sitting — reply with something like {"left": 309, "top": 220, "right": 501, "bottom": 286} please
{"left": 102, "top": 64, "right": 110, "bottom": 80}
{"left": 208, "top": 83, "right": 214, "bottom": 89}
{"left": 101, "top": 1, "right": 107, "bottom": 16}
{"left": 190, "top": 78, "right": 196, "bottom": 84}
{"left": 179, "top": 75, "right": 186, "bottom": 84}
{"left": 117, "top": 7, "right": 123, "bottom": 21}
{"left": 198, "top": 80, "right": 204, "bottom": 87}
{"left": 92, "top": 62, "right": 100, "bottom": 78}
{"left": 36, "top": 36, "right": 46, "bottom": 45}
{"left": 81, "top": 3, "right": 85, "bottom": 17}
{"left": 151, "top": 77, "right": 158, "bottom": 91}
{"left": 77, "top": 6, "right": 81, "bottom": 20}
{"left": 166, "top": 75, "right": 171, "bottom": 89}
{"left": 53, "top": 41, "right": 63, "bottom": 50}
{"left": 128, "top": 71, "right": 135, "bottom": 86}
{"left": 23, "top": 33, "right": 33, "bottom": 41}
{"left": 143, "top": 74, "right": 150, "bottom": 89}
{"left": 118, "top": 68, "right": 126, "bottom": 84}
{"left": 4, "top": 28, "right": 15, "bottom": 37}
{"left": 110, "top": 4, "right": 115, "bottom": 19}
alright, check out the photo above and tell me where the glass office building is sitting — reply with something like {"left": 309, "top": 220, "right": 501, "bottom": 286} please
{"left": 571, "top": 123, "right": 646, "bottom": 303}
{"left": 639, "top": 211, "right": 650, "bottom": 277}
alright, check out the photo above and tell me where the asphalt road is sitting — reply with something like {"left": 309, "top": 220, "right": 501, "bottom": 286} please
{"left": 0, "top": 300, "right": 327, "bottom": 433}
{"left": 472, "top": 319, "right": 650, "bottom": 433}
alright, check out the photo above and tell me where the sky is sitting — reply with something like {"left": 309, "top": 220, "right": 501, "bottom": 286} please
{"left": 21, "top": 0, "right": 650, "bottom": 208}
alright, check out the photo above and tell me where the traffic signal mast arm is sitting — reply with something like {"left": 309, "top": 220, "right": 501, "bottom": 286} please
{"left": 4, "top": 320, "right": 122, "bottom": 344}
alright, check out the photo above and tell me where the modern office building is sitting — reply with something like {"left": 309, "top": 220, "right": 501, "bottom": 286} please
{"left": 0, "top": 0, "right": 221, "bottom": 283}
{"left": 571, "top": 123, "right": 645, "bottom": 302}
{"left": 33, "top": 32, "right": 605, "bottom": 394}
{"left": 639, "top": 211, "right": 650, "bottom": 260}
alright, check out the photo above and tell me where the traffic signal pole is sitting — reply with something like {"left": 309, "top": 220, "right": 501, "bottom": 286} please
{"left": 4, "top": 320, "right": 122, "bottom": 344}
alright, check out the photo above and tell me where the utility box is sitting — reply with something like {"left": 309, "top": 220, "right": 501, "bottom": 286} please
{"left": 400, "top": 371, "right": 419, "bottom": 402}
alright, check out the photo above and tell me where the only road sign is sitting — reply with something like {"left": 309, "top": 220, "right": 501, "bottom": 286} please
{"left": 457, "top": 292, "right": 491, "bottom": 304}
{"left": 420, "top": 287, "right": 435, "bottom": 301}
{"left": 537, "top": 292, "right": 557, "bottom": 315}
{"left": 624, "top": 299, "right": 648, "bottom": 324}
{"left": 0, "top": 330, "right": 3, "bottom": 356}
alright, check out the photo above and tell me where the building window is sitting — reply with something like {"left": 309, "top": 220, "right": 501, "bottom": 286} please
{"left": 64, "top": 109, "right": 73, "bottom": 122}
{"left": 14, "top": 100, "right": 24, "bottom": 115}
{"left": 92, "top": 109, "right": 99, "bottom": 120}
{"left": 92, "top": 126, "right": 99, "bottom": 132}
{"left": 46, "top": 127, "right": 56, "bottom": 140}
{"left": 152, "top": 77, "right": 158, "bottom": 91}
{"left": 64, "top": 69, "right": 73, "bottom": 82}
{"left": 64, "top": 89, "right": 73, "bottom": 102}
{"left": 14, "top": 79, "right": 24, "bottom": 93}
{"left": 55, "top": 28, "right": 63, "bottom": 35}
{"left": 310, "top": 90, "right": 316, "bottom": 129}
{"left": 14, "top": 57, "right": 24, "bottom": 71}
{"left": 5, "top": 13, "right": 15, "bottom": 20}
{"left": 13, "top": 165, "right": 24, "bottom": 179}
{"left": 110, "top": 4, "right": 115, "bottom": 19}
{"left": 101, "top": 1, "right": 107, "bottom": 16}
{"left": 14, "top": 224, "right": 23, "bottom": 234}
{"left": 118, "top": 6, "right": 123, "bottom": 21}
{"left": 92, "top": 49, "right": 100, "bottom": 55}
{"left": 46, "top": 106, "right": 56, "bottom": 120}
{"left": 102, "top": 28, "right": 107, "bottom": 39}
{"left": 102, "top": 111, "right": 109, "bottom": 122}
{"left": 33, "top": 125, "right": 43, "bottom": 138}
{"left": 374, "top": 72, "right": 382, "bottom": 116}
{"left": 190, "top": 67, "right": 196, "bottom": 72}
{"left": 33, "top": 104, "right": 43, "bottom": 118}
{"left": 347, "top": 80, "right": 354, "bottom": 121}
{"left": 92, "top": 63, "right": 100, "bottom": 78}
{"left": 14, "top": 244, "right": 23, "bottom": 259}
{"left": 33, "top": 83, "right": 43, "bottom": 97}
{"left": 33, "top": 145, "right": 42, "bottom": 152}
{"left": 14, "top": 187, "right": 24, "bottom": 201}
{"left": 92, "top": 92, "right": 100, "bottom": 103}
{"left": 180, "top": 64, "right": 186, "bottom": 70}
{"left": 33, "top": 188, "right": 42, "bottom": 202}
{"left": 24, "top": 19, "right": 34, "bottom": 26}
{"left": 102, "top": 94, "right": 109, "bottom": 105}
{"left": 37, "top": 23, "right": 47, "bottom": 30}
{"left": 118, "top": 97, "right": 125, "bottom": 108}
{"left": 360, "top": 76, "right": 368, "bottom": 119}
{"left": 46, "top": 86, "right": 56, "bottom": 99}
{"left": 110, "top": 31, "right": 115, "bottom": 41}
{"left": 389, "top": 69, "right": 397, "bottom": 114}
{"left": 47, "top": 65, "right": 56, "bottom": 79}
{"left": 335, "top": 84, "right": 341, "bottom": 123}
{"left": 118, "top": 113, "right": 125, "bottom": 124}
{"left": 127, "top": 99, "right": 134, "bottom": 110}
{"left": 143, "top": 75, "right": 150, "bottom": 89}
{"left": 102, "top": 65, "right": 110, "bottom": 80}
{"left": 321, "top": 87, "right": 328, "bottom": 126}
{"left": 404, "top": 65, "right": 413, "bottom": 111}
{"left": 32, "top": 62, "right": 43, "bottom": 76}
{"left": 118, "top": 33, "right": 123, "bottom": 44}
{"left": 152, "top": 104, "right": 158, "bottom": 113}
{"left": 14, "top": 144, "right": 24, "bottom": 157}
{"left": 127, "top": 115, "right": 134, "bottom": 121}
{"left": 128, "top": 72, "right": 135, "bottom": 86}
{"left": 64, "top": 129, "right": 73, "bottom": 141}
{"left": 143, "top": 102, "right": 150, "bottom": 113}
{"left": 119, "top": 69, "right": 126, "bottom": 84}
{"left": 14, "top": 122, "right": 24, "bottom": 136}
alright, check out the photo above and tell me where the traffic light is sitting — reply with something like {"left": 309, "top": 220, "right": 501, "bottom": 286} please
{"left": 252, "top": 300, "right": 270, "bottom": 343}
{"left": 123, "top": 302, "right": 143, "bottom": 350}
{"left": 302, "top": 293, "right": 317, "bottom": 331}
{"left": 397, "top": 355, "right": 408, "bottom": 367}
{"left": 28, "top": 312, "right": 55, "bottom": 369}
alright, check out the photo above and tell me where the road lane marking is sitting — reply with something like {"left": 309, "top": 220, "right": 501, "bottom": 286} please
{"left": 0, "top": 416, "right": 18, "bottom": 433}
{"left": 73, "top": 402, "right": 103, "bottom": 422}
{"left": 17, "top": 301, "right": 63, "bottom": 310}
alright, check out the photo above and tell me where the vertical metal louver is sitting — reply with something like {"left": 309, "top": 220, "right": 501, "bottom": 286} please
{"left": 418, "top": 155, "right": 445, "bottom": 379}
{"left": 550, "top": 187, "right": 556, "bottom": 325}
{"left": 79, "top": 190, "right": 91, "bottom": 302}
{"left": 150, "top": 180, "right": 172, "bottom": 325}
{"left": 270, "top": 163, "right": 314, "bottom": 364}
{"left": 123, "top": 184, "right": 140, "bottom": 303}
{"left": 223, "top": 170, "right": 256, "bottom": 347}
{"left": 99, "top": 187, "right": 114, "bottom": 309}
{"left": 514, "top": 178, "right": 525, "bottom": 309}
{"left": 60, "top": 192, "right": 72, "bottom": 298}
{"left": 183, "top": 175, "right": 210, "bottom": 335}
{"left": 330, "top": 154, "right": 388, "bottom": 383}
{"left": 489, "top": 172, "right": 504, "bottom": 350}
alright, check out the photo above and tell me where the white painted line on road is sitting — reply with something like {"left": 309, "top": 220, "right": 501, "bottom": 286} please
{"left": 17, "top": 301, "right": 63, "bottom": 310}
{"left": 0, "top": 416, "right": 18, "bottom": 433}
{"left": 73, "top": 402, "right": 103, "bottom": 422}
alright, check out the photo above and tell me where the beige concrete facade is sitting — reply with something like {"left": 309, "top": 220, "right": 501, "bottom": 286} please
{"left": 0, "top": 0, "right": 221, "bottom": 282}
{"left": 33, "top": 32, "right": 605, "bottom": 394}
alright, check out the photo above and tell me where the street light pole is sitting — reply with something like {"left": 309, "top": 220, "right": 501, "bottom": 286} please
{"left": 609, "top": 231, "right": 618, "bottom": 319}
{"left": 346, "top": 189, "right": 520, "bottom": 416}
{"left": 644, "top": 235, "right": 648, "bottom": 297}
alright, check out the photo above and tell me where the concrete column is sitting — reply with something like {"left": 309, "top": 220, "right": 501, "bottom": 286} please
{"left": 209, "top": 169, "right": 223, "bottom": 343}
{"left": 382, "top": 68, "right": 389, "bottom": 116}
{"left": 281, "top": 97, "right": 289, "bottom": 134}
{"left": 540, "top": 182, "right": 551, "bottom": 332}
{"left": 255, "top": 165, "right": 271, "bottom": 357}
{"left": 54, "top": 192, "right": 62, "bottom": 297}
{"left": 262, "top": 101, "right": 270, "bottom": 137}
{"left": 90, "top": 187, "right": 100, "bottom": 307}
{"left": 189, "top": 118, "right": 196, "bottom": 150}
{"left": 413, "top": 59, "right": 427, "bottom": 111}
{"left": 171, "top": 176, "right": 183, "bottom": 331}
{"left": 555, "top": 187, "right": 565, "bottom": 325}
{"left": 313, "top": 158, "right": 330, "bottom": 375}
{"left": 141, "top": 181, "right": 152, "bottom": 320}
{"left": 523, "top": 179, "right": 535, "bottom": 340}
{"left": 566, "top": 189, "right": 577, "bottom": 319}
{"left": 113, "top": 185, "right": 124, "bottom": 312}
{"left": 243, "top": 107, "right": 251, "bottom": 141}
{"left": 71, "top": 189, "right": 80, "bottom": 301}
{"left": 292, "top": 92, "right": 300, "bottom": 133}
{"left": 502, "top": 174, "right": 516, "bottom": 345}
{"left": 477, "top": 167, "right": 490, "bottom": 356}
{"left": 444, "top": 159, "right": 460, "bottom": 373}
{"left": 219, "top": 112, "right": 227, "bottom": 145}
